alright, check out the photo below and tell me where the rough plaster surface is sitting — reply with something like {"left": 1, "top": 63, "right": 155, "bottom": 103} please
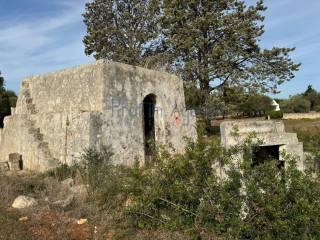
{"left": 220, "top": 120, "right": 304, "bottom": 170}
{"left": 0, "top": 60, "right": 197, "bottom": 171}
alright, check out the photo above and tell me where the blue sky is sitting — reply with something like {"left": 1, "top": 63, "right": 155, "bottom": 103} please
{"left": 0, "top": 0, "right": 319, "bottom": 98}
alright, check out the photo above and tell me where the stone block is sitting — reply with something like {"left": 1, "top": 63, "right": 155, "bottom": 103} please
{"left": 9, "top": 153, "right": 22, "bottom": 171}
{"left": 0, "top": 161, "right": 9, "bottom": 173}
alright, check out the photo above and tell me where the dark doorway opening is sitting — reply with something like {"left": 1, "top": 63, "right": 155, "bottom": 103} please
{"left": 143, "top": 94, "right": 156, "bottom": 164}
{"left": 252, "top": 145, "right": 284, "bottom": 168}
{"left": 19, "top": 156, "right": 23, "bottom": 170}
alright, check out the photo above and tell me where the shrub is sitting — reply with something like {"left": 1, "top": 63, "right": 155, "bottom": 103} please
{"left": 125, "top": 136, "right": 320, "bottom": 239}
{"left": 71, "top": 137, "right": 320, "bottom": 239}
{"left": 296, "top": 128, "right": 320, "bottom": 172}
{"left": 266, "top": 110, "right": 283, "bottom": 119}
{"left": 76, "top": 145, "right": 136, "bottom": 214}
{"left": 46, "top": 164, "right": 78, "bottom": 181}
{"left": 313, "top": 105, "right": 320, "bottom": 112}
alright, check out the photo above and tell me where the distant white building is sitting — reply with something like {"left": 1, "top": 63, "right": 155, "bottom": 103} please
{"left": 271, "top": 100, "right": 280, "bottom": 111}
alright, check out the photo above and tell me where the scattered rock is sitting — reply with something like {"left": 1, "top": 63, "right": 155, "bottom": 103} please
{"left": 124, "top": 196, "right": 133, "bottom": 208}
{"left": 70, "top": 184, "right": 88, "bottom": 201}
{"left": 12, "top": 196, "right": 37, "bottom": 209}
{"left": 52, "top": 195, "right": 74, "bottom": 208}
{"left": 61, "top": 178, "right": 74, "bottom": 188}
{"left": 18, "top": 216, "right": 29, "bottom": 222}
{"left": 77, "top": 218, "right": 87, "bottom": 225}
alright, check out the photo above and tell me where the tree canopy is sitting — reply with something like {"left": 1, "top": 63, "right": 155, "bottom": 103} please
{"left": 0, "top": 72, "right": 17, "bottom": 128}
{"left": 83, "top": 0, "right": 160, "bottom": 66}
{"left": 83, "top": 0, "right": 300, "bottom": 107}
{"left": 279, "top": 85, "right": 320, "bottom": 113}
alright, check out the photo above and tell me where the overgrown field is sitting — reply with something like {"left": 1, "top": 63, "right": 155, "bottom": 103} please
{"left": 283, "top": 119, "right": 320, "bottom": 133}
{"left": 1, "top": 134, "right": 320, "bottom": 239}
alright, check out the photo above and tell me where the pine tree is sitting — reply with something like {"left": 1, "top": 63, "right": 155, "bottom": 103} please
{"left": 161, "top": 0, "right": 300, "bottom": 105}
{"left": 83, "top": 0, "right": 160, "bottom": 66}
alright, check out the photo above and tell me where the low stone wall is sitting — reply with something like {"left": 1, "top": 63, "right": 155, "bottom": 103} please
{"left": 283, "top": 112, "right": 320, "bottom": 120}
{"left": 220, "top": 120, "right": 304, "bottom": 171}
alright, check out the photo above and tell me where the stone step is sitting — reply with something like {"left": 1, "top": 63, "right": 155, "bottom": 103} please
{"left": 22, "top": 90, "right": 31, "bottom": 98}
{"left": 21, "top": 84, "right": 57, "bottom": 168}
{"left": 38, "top": 142, "right": 49, "bottom": 149}
{"left": 0, "top": 162, "right": 9, "bottom": 172}
{"left": 26, "top": 98, "right": 33, "bottom": 104}
{"left": 22, "top": 81, "right": 29, "bottom": 87}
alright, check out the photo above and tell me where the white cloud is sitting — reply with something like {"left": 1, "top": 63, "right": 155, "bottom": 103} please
{"left": 0, "top": 0, "right": 92, "bottom": 92}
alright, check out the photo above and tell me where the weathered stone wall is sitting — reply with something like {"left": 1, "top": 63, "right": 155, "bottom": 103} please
{"left": 15, "top": 61, "right": 105, "bottom": 115}
{"left": 98, "top": 62, "right": 196, "bottom": 165}
{"left": 0, "top": 60, "right": 197, "bottom": 171}
{"left": 220, "top": 120, "right": 304, "bottom": 170}
{"left": 283, "top": 112, "right": 320, "bottom": 120}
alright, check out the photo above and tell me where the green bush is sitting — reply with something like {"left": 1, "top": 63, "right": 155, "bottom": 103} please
{"left": 124, "top": 136, "right": 320, "bottom": 239}
{"left": 76, "top": 145, "right": 136, "bottom": 214}
{"left": 74, "top": 138, "right": 320, "bottom": 239}
{"left": 313, "top": 105, "right": 320, "bottom": 112}
{"left": 266, "top": 110, "right": 283, "bottom": 119}
{"left": 46, "top": 164, "right": 78, "bottom": 181}
{"left": 296, "top": 128, "right": 320, "bottom": 172}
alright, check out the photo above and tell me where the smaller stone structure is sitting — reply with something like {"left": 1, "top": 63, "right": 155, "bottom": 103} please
{"left": 220, "top": 120, "right": 304, "bottom": 170}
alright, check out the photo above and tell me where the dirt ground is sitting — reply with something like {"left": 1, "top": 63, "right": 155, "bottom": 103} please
{"left": 0, "top": 172, "right": 188, "bottom": 240}
{"left": 0, "top": 207, "right": 98, "bottom": 240}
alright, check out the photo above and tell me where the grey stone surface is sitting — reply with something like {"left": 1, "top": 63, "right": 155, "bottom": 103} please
{"left": 0, "top": 161, "right": 9, "bottom": 173}
{"left": 9, "top": 153, "right": 21, "bottom": 171}
{"left": 0, "top": 60, "right": 197, "bottom": 171}
{"left": 52, "top": 194, "right": 74, "bottom": 209}
{"left": 220, "top": 120, "right": 304, "bottom": 170}
{"left": 61, "top": 178, "right": 74, "bottom": 189}
{"left": 12, "top": 196, "right": 38, "bottom": 209}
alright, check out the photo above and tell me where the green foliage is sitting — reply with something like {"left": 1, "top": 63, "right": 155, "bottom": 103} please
{"left": 5, "top": 90, "right": 17, "bottom": 108}
{"left": 314, "top": 105, "right": 320, "bottom": 112}
{"left": 280, "top": 95, "right": 311, "bottom": 113}
{"left": 124, "top": 137, "right": 320, "bottom": 239}
{"left": 279, "top": 85, "right": 320, "bottom": 113}
{"left": 74, "top": 137, "right": 320, "bottom": 239}
{"left": 161, "top": 0, "right": 299, "bottom": 106}
{"left": 46, "top": 164, "right": 78, "bottom": 181}
{"left": 76, "top": 145, "right": 138, "bottom": 214}
{"left": 266, "top": 110, "right": 283, "bottom": 119}
{"left": 240, "top": 94, "right": 273, "bottom": 117}
{"left": 296, "top": 128, "right": 320, "bottom": 172}
{"left": 83, "top": 0, "right": 161, "bottom": 66}
{"left": 291, "top": 96, "right": 311, "bottom": 113}
{"left": 77, "top": 145, "right": 114, "bottom": 197}
{"left": 304, "top": 85, "right": 320, "bottom": 110}
{"left": 83, "top": 0, "right": 300, "bottom": 108}
{"left": 240, "top": 159, "right": 320, "bottom": 239}
{"left": 0, "top": 72, "right": 17, "bottom": 128}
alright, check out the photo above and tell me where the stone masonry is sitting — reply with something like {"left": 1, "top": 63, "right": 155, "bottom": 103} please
{"left": 220, "top": 120, "right": 304, "bottom": 170}
{"left": 0, "top": 60, "right": 197, "bottom": 172}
